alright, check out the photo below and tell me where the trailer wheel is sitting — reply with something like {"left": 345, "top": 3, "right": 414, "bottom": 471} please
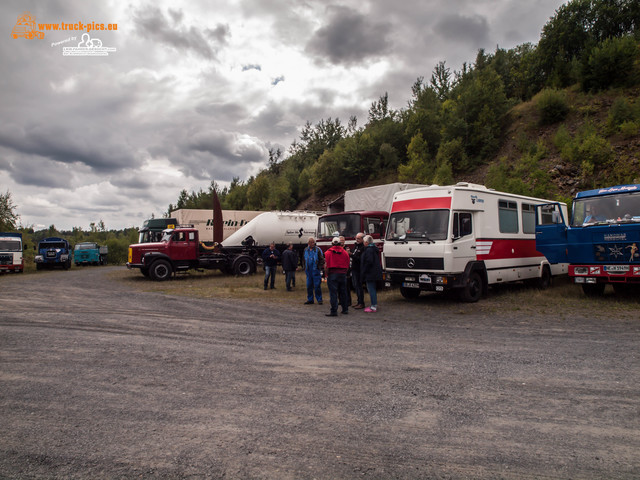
{"left": 460, "top": 271, "right": 483, "bottom": 303}
{"left": 149, "top": 260, "right": 172, "bottom": 281}
{"left": 582, "top": 283, "right": 605, "bottom": 297}
{"left": 400, "top": 287, "right": 420, "bottom": 299}
{"left": 233, "top": 256, "right": 254, "bottom": 276}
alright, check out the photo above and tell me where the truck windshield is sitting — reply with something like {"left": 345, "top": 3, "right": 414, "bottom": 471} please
{"left": 75, "top": 244, "right": 96, "bottom": 250}
{"left": 0, "top": 240, "right": 21, "bottom": 251}
{"left": 386, "top": 210, "right": 450, "bottom": 241}
{"left": 572, "top": 192, "right": 640, "bottom": 226}
{"left": 39, "top": 242, "right": 66, "bottom": 249}
{"left": 318, "top": 214, "right": 360, "bottom": 238}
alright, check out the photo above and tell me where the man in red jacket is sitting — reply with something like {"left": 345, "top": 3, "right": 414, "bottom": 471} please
{"left": 324, "top": 237, "right": 350, "bottom": 316}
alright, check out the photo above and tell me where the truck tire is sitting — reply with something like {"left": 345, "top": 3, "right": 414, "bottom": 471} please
{"left": 149, "top": 260, "right": 172, "bottom": 281}
{"left": 460, "top": 271, "right": 483, "bottom": 303}
{"left": 400, "top": 287, "right": 420, "bottom": 299}
{"left": 582, "top": 283, "right": 605, "bottom": 297}
{"left": 233, "top": 255, "right": 255, "bottom": 276}
{"left": 537, "top": 265, "right": 552, "bottom": 290}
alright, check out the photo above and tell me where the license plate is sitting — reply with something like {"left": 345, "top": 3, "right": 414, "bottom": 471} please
{"left": 435, "top": 286, "right": 444, "bottom": 292}
{"left": 605, "top": 265, "right": 629, "bottom": 273}
{"left": 403, "top": 282, "right": 419, "bottom": 289}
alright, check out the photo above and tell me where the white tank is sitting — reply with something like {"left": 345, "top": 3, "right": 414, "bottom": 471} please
{"left": 221, "top": 211, "right": 318, "bottom": 248}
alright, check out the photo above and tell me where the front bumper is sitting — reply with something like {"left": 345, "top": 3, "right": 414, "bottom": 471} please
{"left": 385, "top": 271, "right": 464, "bottom": 292}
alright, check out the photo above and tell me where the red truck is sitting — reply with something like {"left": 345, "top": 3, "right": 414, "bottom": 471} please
{"left": 127, "top": 227, "right": 256, "bottom": 280}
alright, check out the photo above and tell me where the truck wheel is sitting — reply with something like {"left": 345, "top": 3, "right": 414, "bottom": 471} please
{"left": 581, "top": 283, "right": 605, "bottom": 297}
{"left": 36, "top": 264, "right": 43, "bottom": 271}
{"left": 537, "top": 265, "right": 552, "bottom": 289}
{"left": 233, "top": 256, "right": 254, "bottom": 276}
{"left": 400, "top": 287, "right": 420, "bottom": 299}
{"left": 63, "top": 260, "right": 70, "bottom": 270}
{"left": 149, "top": 260, "right": 172, "bottom": 281}
{"left": 460, "top": 271, "right": 483, "bottom": 303}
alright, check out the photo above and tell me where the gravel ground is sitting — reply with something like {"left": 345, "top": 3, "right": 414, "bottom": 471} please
{"left": 1, "top": 267, "right": 639, "bottom": 479}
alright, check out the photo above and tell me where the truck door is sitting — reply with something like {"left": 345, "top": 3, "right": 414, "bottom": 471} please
{"left": 535, "top": 203, "right": 568, "bottom": 263}
{"left": 169, "top": 231, "right": 193, "bottom": 262}
{"left": 451, "top": 212, "right": 476, "bottom": 272}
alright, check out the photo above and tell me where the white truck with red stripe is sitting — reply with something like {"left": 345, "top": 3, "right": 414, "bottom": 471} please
{"left": 383, "top": 183, "right": 568, "bottom": 302}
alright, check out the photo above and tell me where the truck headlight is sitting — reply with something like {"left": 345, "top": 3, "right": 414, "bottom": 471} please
{"left": 574, "top": 267, "right": 588, "bottom": 275}
{"left": 35, "top": 255, "right": 43, "bottom": 262}
{"left": 60, "top": 254, "right": 68, "bottom": 261}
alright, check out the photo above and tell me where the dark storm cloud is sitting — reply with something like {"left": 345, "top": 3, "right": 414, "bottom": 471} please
{"left": 306, "top": 6, "right": 392, "bottom": 65}
{"left": 433, "top": 13, "right": 490, "bottom": 46}
{"left": 0, "top": 123, "right": 138, "bottom": 175}
{"left": 271, "top": 76, "right": 285, "bottom": 86}
{"left": 242, "top": 64, "right": 262, "bottom": 71}
{"left": 133, "top": 5, "right": 229, "bottom": 59}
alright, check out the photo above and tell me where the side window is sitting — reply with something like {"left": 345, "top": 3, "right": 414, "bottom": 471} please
{"left": 188, "top": 232, "right": 195, "bottom": 241}
{"left": 364, "top": 217, "right": 383, "bottom": 237}
{"left": 498, "top": 200, "right": 519, "bottom": 233}
{"left": 521, "top": 203, "right": 535, "bottom": 234}
{"left": 537, "top": 204, "right": 562, "bottom": 225}
{"left": 453, "top": 212, "right": 472, "bottom": 238}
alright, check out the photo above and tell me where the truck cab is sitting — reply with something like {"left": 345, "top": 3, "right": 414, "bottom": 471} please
{"left": 316, "top": 211, "right": 387, "bottom": 251}
{"left": 128, "top": 227, "right": 200, "bottom": 280}
{"left": 35, "top": 237, "right": 72, "bottom": 270}
{"left": 0, "top": 233, "right": 24, "bottom": 273}
{"left": 74, "top": 242, "right": 108, "bottom": 266}
{"left": 536, "top": 184, "right": 640, "bottom": 295}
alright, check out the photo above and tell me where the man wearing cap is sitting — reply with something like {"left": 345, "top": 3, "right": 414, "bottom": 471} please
{"left": 324, "top": 236, "right": 350, "bottom": 316}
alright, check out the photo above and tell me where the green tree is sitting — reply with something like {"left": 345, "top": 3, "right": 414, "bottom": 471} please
{"left": 398, "top": 133, "right": 434, "bottom": 184}
{"left": 0, "top": 190, "right": 19, "bottom": 231}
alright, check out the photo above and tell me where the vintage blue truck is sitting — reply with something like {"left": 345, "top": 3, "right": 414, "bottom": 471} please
{"left": 535, "top": 184, "right": 640, "bottom": 296}
{"left": 74, "top": 242, "right": 108, "bottom": 266}
{"left": 35, "top": 237, "right": 72, "bottom": 270}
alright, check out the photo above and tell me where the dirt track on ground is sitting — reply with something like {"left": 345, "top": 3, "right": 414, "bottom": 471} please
{"left": 1, "top": 267, "right": 639, "bottom": 479}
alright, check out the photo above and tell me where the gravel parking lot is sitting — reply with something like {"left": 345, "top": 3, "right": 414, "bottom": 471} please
{"left": 1, "top": 267, "right": 639, "bottom": 479}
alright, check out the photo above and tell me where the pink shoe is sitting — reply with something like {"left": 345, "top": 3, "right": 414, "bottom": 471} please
{"left": 364, "top": 307, "right": 377, "bottom": 313}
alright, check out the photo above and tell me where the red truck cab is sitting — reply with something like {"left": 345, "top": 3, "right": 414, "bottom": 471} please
{"left": 127, "top": 228, "right": 200, "bottom": 280}
{"left": 315, "top": 210, "right": 387, "bottom": 252}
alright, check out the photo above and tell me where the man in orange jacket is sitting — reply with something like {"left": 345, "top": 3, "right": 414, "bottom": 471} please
{"left": 324, "top": 237, "right": 350, "bottom": 316}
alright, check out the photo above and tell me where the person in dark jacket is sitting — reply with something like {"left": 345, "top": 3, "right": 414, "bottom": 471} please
{"left": 324, "top": 237, "right": 350, "bottom": 316}
{"left": 350, "top": 232, "right": 366, "bottom": 309}
{"left": 261, "top": 242, "right": 281, "bottom": 290}
{"left": 360, "top": 235, "right": 383, "bottom": 312}
{"left": 281, "top": 243, "right": 298, "bottom": 291}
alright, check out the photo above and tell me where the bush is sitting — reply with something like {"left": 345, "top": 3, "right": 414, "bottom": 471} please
{"left": 579, "top": 133, "right": 614, "bottom": 166}
{"left": 608, "top": 97, "right": 636, "bottom": 128}
{"left": 620, "top": 121, "right": 640, "bottom": 138}
{"left": 535, "top": 88, "right": 570, "bottom": 125}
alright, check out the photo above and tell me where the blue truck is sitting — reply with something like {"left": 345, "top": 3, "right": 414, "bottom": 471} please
{"left": 35, "top": 237, "right": 72, "bottom": 270}
{"left": 74, "top": 242, "right": 108, "bottom": 266}
{"left": 535, "top": 184, "right": 640, "bottom": 296}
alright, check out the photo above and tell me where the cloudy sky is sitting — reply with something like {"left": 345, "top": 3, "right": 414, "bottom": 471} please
{"left": 1, "top": 0, "right": 566, "bottom": 231}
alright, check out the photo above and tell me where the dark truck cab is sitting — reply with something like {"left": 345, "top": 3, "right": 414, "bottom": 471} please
{"left": 127, "top": 226, "right": 255, "bottom": 280}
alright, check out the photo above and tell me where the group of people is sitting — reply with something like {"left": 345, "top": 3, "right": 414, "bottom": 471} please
{"left": 260, "top": 234, "right": 383, "bottom": 316}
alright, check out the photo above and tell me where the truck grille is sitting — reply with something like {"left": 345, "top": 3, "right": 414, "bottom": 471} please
{"left": 0, "top": 255, "right": 11, "bottom": 265}
{"left": 385, "top": 256, "right": 444, "bottom": 270}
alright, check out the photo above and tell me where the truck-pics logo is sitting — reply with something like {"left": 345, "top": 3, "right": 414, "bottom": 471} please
{"left": 12, "top": 12, "right": 44, "bottom": 39}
